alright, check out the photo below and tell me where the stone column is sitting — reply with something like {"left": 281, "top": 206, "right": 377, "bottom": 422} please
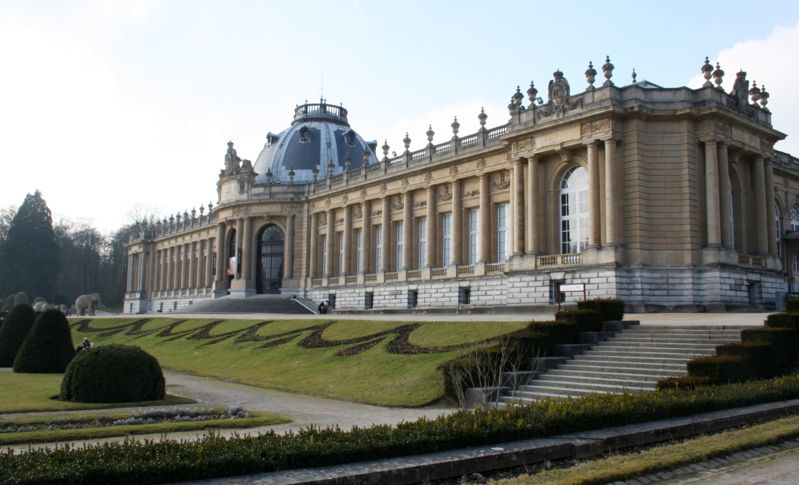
{"left": 426, "top": 185, "right": 436, "bottom": 267}
{"left": 126, "top": 254, "right": 134, "bottom": 293}
{"left": 188, "top": 242, "right": 196, "bottom": 290}
{"left": 326, "top": 208, "right": 335, "bottom": 276}
{"left": 214, "top": 222, "right": 225, "bottom": 290}
{"left": 361, "top": 200, "right": 371, "bottom": 274}
{"left": 718, "top": 142, "right": 733, "bottom": 248}
{"left": 162, "top": 248, "right": 169, "bottom": 292}
{"left": 137, "top": 252, "right": 146, "bottom": 293}
{"left": 403, "top": 191, "right": 413, "bottom": 270}
{"left": 705, "top": 141, "right": 722, "bottom": 248}
{"left": 342, "top": 207, "right": 351, "bottom": 275}
{"left": 175, "top": 246, "right": 183, "bottom": 291}
{"left": 753, "top": 156, "right": 768, "bottom": 253}
{"left": 241, "top": 217, "right": 252, "bottom": 281}
{"left": 451, "top": 180, "right": 462, "bottom": 265}
{"left": 235, "top": 218, "right": 244, "bottom": 279}
{"left": 285, "top": 214, "right": 294, "bottom": 279}
{"left": 765, "top": 157, "right": 777, "bottom": 255}
{"left": 382, "top": 197, "right": 391, "bottom": 271}
{"left": 309, "top": 212, "right": 318, "bottom": 277}
{"left": 512, "top": 158, "right": 525, "bottom": 256}
{"left": 205, "top": 237, "right": 214, "bottom": 289}
{"left": 526, "top": 156, "right": 539, "bottom": 255}
{"left": 604, "top": 138, "right": 621, "bottom": 246}
{"left": 479, "top": 174, "right": 490, "bottom": 262}
{"left": 587, "top": 141, "right": 601, "bottom": 248}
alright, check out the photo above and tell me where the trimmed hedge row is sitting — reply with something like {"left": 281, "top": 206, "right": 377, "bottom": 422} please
{"left": 667, "top": 313, "right": 799, "bottom": 387}
{"left": 553, "top": 309, "right": 603, "bottom": 332}
{"left": 4, "top": 375, "right": 799, "bottom": 484}
{"left": 576, "top": 298, "right": 624, "bottom": 322}
{"left": 786, "top": 298, "right": 799, "bottom": 313}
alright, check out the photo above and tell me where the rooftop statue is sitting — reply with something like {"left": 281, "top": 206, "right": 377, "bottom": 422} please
{"left": 224, "top": 141, "right": 241, "bottom": 176}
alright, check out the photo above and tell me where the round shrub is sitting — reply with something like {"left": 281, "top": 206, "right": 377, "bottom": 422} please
{"left": 13, "top": 309, "right": 75, "bottom": 373}
{"left": 0, "top": 304, "right": 36, "bottom": 367}
{"left": 60, "top": 345, "right": 165, "bottom": 403}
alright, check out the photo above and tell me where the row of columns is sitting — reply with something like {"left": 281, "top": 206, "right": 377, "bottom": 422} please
{"left": 308, "top": 167, "right": 543, "bottom": 278}
{"left": 146, "top": 239, "right": 215, "bottom": 294}
{"left": 703, "top": 140, "right": 775, "bottom": 254}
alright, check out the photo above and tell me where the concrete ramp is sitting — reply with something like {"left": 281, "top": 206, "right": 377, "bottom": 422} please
{"left": 181, "top": 295, "right": 313, "bottom": 314}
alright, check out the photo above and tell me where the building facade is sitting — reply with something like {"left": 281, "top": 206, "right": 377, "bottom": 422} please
{"left": 125, "top": 58, "right": 799, "bottom": 314}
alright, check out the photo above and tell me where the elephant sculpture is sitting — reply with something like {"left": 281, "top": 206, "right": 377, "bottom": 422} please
{"left": 75, "top": 293, "right": 102, "bottom": 316}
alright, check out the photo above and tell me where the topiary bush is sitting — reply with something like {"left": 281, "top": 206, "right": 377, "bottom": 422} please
{"left": 60, "top": 344, "right": 165, "bottom": 403}
{"left": 787, "top": 298, "right": 799, "bottom": 313}
{"left": 13, "top": 309, "right": 75, "bottom": 373}
{"left": 0, "top": 303, "right": 36, "bottom": 367}
{"left": 554, "top": 309, "right": 602, "bottom": 332}
{"left": 576, "top": 298, "right": 625, "bottom": 322}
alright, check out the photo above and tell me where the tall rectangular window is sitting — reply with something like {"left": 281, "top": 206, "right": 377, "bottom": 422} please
{"left": 375, "top": 224, "right": 383, "bottom": 272}
{"left": 497, "top": 203, "right": 509, "bottom": 261}
{"left": 337, "top": 232, "right": 344, "bottom": 276}
{"left": 442, "top": 213, "right": 452, "bottom": 267}
{"left": 396, "top": 221, "right": 404, "bottom": 270}
{"left": 321, "top": 235, "right": 328, "bottom": 275}
{"left": 418, "top": 217, "right": 427, "bottom": 268}
{"left": 355, "top": 228, "right": 362, "bottom": 274}
{"left": 468, "top": 208, "right": 479, "bottom": 265}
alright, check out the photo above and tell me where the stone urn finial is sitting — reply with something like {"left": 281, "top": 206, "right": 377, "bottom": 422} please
{"left": 712, "top": 62, "right": 725, "bottom": 89}
{"left": 749, "top": 80, "right": 761, "bottom": 104}
{"left": 632, "top": 68, "right": 637, "bottom": 84}
{"left": 527, "top": 81, "right": 538, "bottom": 103}
{"left": 403, "top": 132, "right": 411, "bottom": 151}
{"left": 451, "top": 116, "right": 460, "bottom": 136}
{"left": 382, "top": 139, "right": 390, "bottom": 158}
{"left": 602, "top": 56, "right": 614, "bottom": 86}
{"left": 513, "top": 85, "right": 524, "bottom": 108}
{"left": 701, "top": 56, "right": 713, "bottom": 87}
{"left": 759, "top": 85, "right": 769, "bottom": 109}
{"left": 478, "top": 107, "right": 487, "bottom": 127}
{"left": 585, "top": 61, "right": 597, "bottom": 88}
{"left": 426, "top": 125, "right": 435, "bottom": 145}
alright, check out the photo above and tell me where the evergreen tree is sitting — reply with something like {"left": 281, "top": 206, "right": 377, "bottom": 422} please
{"left": 0, "top": 191, "right": 60, "bottom": 300}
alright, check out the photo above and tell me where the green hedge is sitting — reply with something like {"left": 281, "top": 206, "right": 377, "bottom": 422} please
{"left": 61, "top": 345, "right": 165, "bottom": 403}
{"left": 786, "top": 298, "right": 799, "bottom": 313}
{"left": 13, "top": 309, "right": 75, "bottom": 373}
{"left": 0, "top": 304, "right": 36, "bottom": 367}
{"left": 686, "top": 355, "right": 759, "bottom": 382}
{"left": 554, "top": 309, "right": 602, "bottom": 332}
{"left": 765, "top": 312, "right": 799, "bottom": 330}
{"left": 5, "top": 376, "right": 799, "bottom": 484}
{"left": 576, "top": 298, "right": 624, "bottom": 322}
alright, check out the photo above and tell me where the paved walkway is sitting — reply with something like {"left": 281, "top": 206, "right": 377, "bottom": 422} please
{"left": 3, "top": 370, "right": 452, "bottom": 452}
{"left": 93, "top": 311, "right": 771, "bottom": 326}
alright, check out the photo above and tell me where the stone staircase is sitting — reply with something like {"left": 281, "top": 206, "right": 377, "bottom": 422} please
{"left": 500, "top": 324, "right": 745, "bottom": 403}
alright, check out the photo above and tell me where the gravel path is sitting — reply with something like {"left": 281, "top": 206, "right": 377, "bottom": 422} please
{"left": 2, "top": 370, "right": 454, "bottom": 452}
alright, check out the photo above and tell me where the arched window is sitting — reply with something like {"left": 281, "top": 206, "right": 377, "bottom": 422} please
{"left": 560, "top": 166, "right": 589, "bottom": 254}
{"left": 776, "top": 203, "right": 783, "bottom": 258}
{"left": 791, "top": 205, "right": 799, "bottom": 232}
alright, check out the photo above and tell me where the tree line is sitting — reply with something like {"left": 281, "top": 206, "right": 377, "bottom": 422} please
{"left": 0, "top": 191, "right": 135, "bottom": 310}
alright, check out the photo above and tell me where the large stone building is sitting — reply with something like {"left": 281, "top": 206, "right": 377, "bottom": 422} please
{"left": 125, "top": 57, "right": 799, "bottom": 313}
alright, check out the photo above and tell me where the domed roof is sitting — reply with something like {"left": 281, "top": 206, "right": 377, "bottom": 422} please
{"left": 253, "top": 100, "right": 379, "bottom": 184}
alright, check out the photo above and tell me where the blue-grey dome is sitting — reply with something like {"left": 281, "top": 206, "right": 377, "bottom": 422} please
{"left": 254, "top": 101, "right": 379, "bottom": 184}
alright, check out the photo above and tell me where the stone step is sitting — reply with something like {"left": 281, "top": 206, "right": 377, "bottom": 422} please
{"left": 545, "top": 368, "right": 668, "bottom": 382}
{"left": 559, "top": 361, "right": 687, "bottom": 374}
{"left": 499, "top": 391, "right": 577, "bottom": 402}
{"left": 583, "top": 349, "right": 714, "bottom": 359}
{"left": 594, "top": 343, "right": 720, "bottom": 353}
{"left": 575, "top": 354, "right": 692, "bottom": 365}
{"left": 621, "top": 329, "right": 744, "bottom": 336}
{"left": 515, "top": 382, "right": 648, "bottom": 396}
{"left": 608, "top": 335, "right": 740, "bottom": 344}
{"left": 536, "top": 373, "right": 657, "bottom": 388}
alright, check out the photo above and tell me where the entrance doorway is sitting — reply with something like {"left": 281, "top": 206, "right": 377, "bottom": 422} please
{"left": 257, "top": 224, "right": 284, "bottom": 294}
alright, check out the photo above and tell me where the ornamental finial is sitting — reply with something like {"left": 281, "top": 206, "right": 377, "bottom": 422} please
{"left": 712, "top": 62, "right": 725, "bottom": 89}
{"left": 527, "top": 81, "right": 538, "bottom": 103}
{"left": 585, "top": 61, "right": 597, "bottom": 88}
{"left": 426, "top": 124, "right": 435, "bottom": 145}
{"left": 602, "top": 56, "right": 614, "bottom": 86}
{"left": 478, "top": 107, "right": 487, "bottom": 127}
{"left": 451, "top": 116, "right": 460, "bottom": 136}
{"left": 403, "top": 132, "right": 411, "bottom": 151}
{"left": 701, "top": 56, "right": 713, "bottom": 87}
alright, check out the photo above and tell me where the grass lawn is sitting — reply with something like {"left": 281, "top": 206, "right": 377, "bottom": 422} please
{"left": 0, "top": 410, "right": 287, "bottom": 446}
{"left": 69, "top": 317, "right": 527, "bottom": 406}
{"left": 0, "top": 372, "right": 193, "bottom": 414}
{"left": 493, "top": 414, "right": 799, "bottom": 485}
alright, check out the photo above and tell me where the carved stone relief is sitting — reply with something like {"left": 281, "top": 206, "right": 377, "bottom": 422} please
{"left": 437, "top": 184, "right": 452, "bottom": 202}
{"left": 492, "top": 171, "right": 510, "bottom": 191}
{"left": 353, "top": 205, "right": 362, "bottom": 220}
{"left": 580, "top": 119, "right": 611, "bottom": 138}
{"left": 392, "top": 195, "right": 404, "bottom": 211}
{"left": 319, "top": 212, "right": 327, "bottom": 226}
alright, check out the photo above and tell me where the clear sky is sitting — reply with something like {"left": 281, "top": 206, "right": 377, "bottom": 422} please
{"left": 2, "top": 0, "right": 798, "bottom": 233}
